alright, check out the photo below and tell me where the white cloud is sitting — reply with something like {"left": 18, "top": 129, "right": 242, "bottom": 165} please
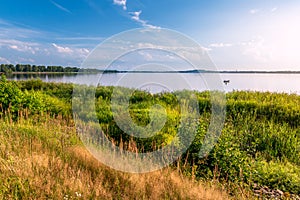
{"left": 241, "top": 36, "right": 272, "bottom": 62}
{"left": 56, "top": 36, "right": 105, "bottom": 41}
{"left": 50, "top": 0, "right": 72, "bottom": 14}
{"left": 250, "top": 9, "right": 259, "bottom": 14}
{"left": 138, "top": 51, "right": 153, "bottom": 61}
{"left": 0, "top": 57, "right": 10, "bottom": 64}
{"left": 77, "top": 47, "right": 90, "bottom": 55}
{"left": 52, "top": 43, "right": 73, "bottom": 53}
{"left": 113, "top": 0, "right": 127, "bottom": 10}
{"left": 112, "top": 1, "right": 160, "bottom": 29}
{"left": 271, "top": 7, "right": 278, "bottom": 12}
{"left": 202, "top": 47, "right": 212, "bottom": 52}
{"left": 0, "top": 24, "right": 40, "bottom": 39}
{"left": 0, "top": 39, "right": 38, "bottom": 54}
{"left": 18, "top": 57, "right": 35, "bottom": 63}
{"left": 9, "top": 45, "right": 19, "bottom": 50}
{"left": 209, "top": 43, "right": 233, "bottom": 48}
{"left": 52, "top": 43, "right": 90, "bottom": 59}
{"left": 249, "top": 7, "right": 277, "bottom": 15}
{"left": 0, "top": 18, "right": 93, "bottom": 66}
{"left": 131, "top": 10, "right": 142, "bottom": 22}
{"left": 137, "top": 42, "right": 157, "bottom": 49}
{"left": 130, "top": 10, "right": 160, "bottom": 29}
{"left": 49, "top": 44, "right": 90, "bottom": 65}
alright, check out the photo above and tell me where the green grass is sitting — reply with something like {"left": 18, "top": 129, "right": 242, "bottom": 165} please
{"left": 0, "top": 113, "right": 232, "bottom": 199}
{"left": 1, "top": 77, "right": 300, "bottom": 198}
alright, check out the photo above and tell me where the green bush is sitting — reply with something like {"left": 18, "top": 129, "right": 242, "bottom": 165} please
{"left": 0, "top": 77, "right": 71, "bottom": 118}
{"left": 0, "top": 76, "right": 24, "bottom": 113}
{"left": 254, "top": 161, "right": 300, "bottom": 194}
{"left": 1, "top": 78, "right": 300, "bottom": 195}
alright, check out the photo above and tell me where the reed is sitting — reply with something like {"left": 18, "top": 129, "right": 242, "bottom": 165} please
{"left": 1, "top": 78, "right": 300, "bottom": 198}
{"left": 0, "top": 114, "right": 231, "bottom": 199}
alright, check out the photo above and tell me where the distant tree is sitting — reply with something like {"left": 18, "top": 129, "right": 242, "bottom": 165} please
{"left": 0, "top": 63, "right": 81, "bottom": 73}
{"left": 22, "top": 65, "right": 32, "bottom": 72}
{"left": 56, "top": 66, "right": 63, "bottom": 72}
{"left": 8, "top": 64, "right": 15, "bottom": 72}
{"left": 16, "top": 64, "right": 24, "bottom": 72}
{"left": 32, "top": 65, "right": 39, "bottom": 72}
{"left": 0, "top": 64, "right": 4, "bottom": 72}
{"left": 47, "top": 66, "right": 53, "bottom": 72}
{"left": 39, "top": 65, "right": 46, "bottom": 72}
{"left": 1, "top": 64, "right": 10, "bottom": 73}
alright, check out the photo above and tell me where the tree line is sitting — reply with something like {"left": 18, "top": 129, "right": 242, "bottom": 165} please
{"left": 0, "top": 64, "right": 80, "bottom": 73}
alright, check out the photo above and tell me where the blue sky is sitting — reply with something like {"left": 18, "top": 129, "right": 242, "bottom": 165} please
{"left": 0, "top": 0, "right": 300, "bottom": 70}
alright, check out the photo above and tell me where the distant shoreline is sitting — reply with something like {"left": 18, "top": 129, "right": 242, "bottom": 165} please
{"left": 1, "top": 70, "right": 300, "bottom": 75}
{"left": 217, "top": 71, "right": 300, "bottom": 74}
{"left": 1, "top": 64, "right": 300, "bottom": 74}
{"left": 0, "top": 72, "right": 98, "bottom": 75}
{"left": 101, "top": 70, "right": 300, "bottom": 74}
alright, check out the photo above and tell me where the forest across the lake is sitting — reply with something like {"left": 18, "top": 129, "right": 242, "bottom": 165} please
{"left": 1, "top": 64, "right": 300, "bottom": 74}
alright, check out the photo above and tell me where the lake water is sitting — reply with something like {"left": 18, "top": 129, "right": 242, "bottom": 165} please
{"left": 7, "top": 73, "right": 300, "bottom": 94}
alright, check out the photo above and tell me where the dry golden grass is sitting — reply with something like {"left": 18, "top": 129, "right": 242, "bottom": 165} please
{"left": 0, "top": 116, "right": 239, "bottom": 199}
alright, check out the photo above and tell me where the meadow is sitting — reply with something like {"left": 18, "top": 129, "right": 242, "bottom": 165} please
{"left": 0, "top": 75, "right": 300, "bottom": 199}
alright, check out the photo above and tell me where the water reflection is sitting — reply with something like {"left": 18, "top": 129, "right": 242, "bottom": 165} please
{"left": 6, "top": 73, "right": 300, "bottom": 94}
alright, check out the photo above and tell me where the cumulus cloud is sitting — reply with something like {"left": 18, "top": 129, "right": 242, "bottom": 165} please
{"left": 49, "top": 44, "right": 90, "bottom": 65}
{"left": 250, "top": 7, "right": 278, "bottom": 15}
{"left": 0, "top": 18, "right": 93, "bottom": 66}
{"left": 52, "top": 43, "right": 73, "bottom": 53}
{"left": 241, "top": 36, "right": 272, "bottom": 62}
{"left": 130, "top": 10, "right": 160, "bottom": 29}
{"left": 0, "top": 39, "right": 38, "bottom": 54}
{"left": 138, "top": 51, "right": 153, "bottom": 61}
{"left": 250, "top": 9, "right": 259, "bottom": 14}
{"left": 9, "top": 45, "right": 19, "bottom": 50}
{"left": 113, "top": 0, "right": 127, "bottom": 10}
{"left": 56, "top": 36, "right": 105, "bottom": 41}
{"left": 76, "top": 47, "right": 90, "bottom": 55}
{"left": 201, "top": 47, "right": 212, "bottom": 52}
{"left": 0, "top": 40, "right": 90, "bottom": 66}
{"left": 0, "top": 57, "right": 10, "bottom": 64}
{"left": 131, "top": 10, "right": 142, "bottom": 21}
{"left": 209, "top": 43, "right": 233, "bottom": 48}
{"left": 18, "top": 57, "right": 35, "bottom": 63}
{"left": 271, "top": 7, "right": 278, "bottom": 12}
{"left": 52, "top": 43, "right": 90, "bottom": 59}
{"left": 112, "top": 0, "right": 160, "bottom": 29}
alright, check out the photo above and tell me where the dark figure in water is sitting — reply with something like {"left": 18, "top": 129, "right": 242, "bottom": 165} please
{"left": 223, "top": 80, "right": 230, "bottom": 85}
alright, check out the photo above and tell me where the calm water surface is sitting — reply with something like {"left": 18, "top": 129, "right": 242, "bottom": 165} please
{"left": 7, "top": 73, "right": 300, "bottom": 94}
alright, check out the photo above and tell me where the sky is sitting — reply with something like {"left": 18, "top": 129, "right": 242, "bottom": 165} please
{"left": 0, "top": 0, "right": 300, "bottom": 71}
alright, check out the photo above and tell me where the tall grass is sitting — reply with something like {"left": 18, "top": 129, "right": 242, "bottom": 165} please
{"left": 0, "top": 113, "right": 231, "bottom": 199}
{"left": 1, "top": 78, "right": 300, "bottom": 197}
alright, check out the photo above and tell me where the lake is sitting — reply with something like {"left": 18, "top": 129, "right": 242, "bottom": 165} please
{"left": 7, "top": 73, "right": 300, "bottom": 94}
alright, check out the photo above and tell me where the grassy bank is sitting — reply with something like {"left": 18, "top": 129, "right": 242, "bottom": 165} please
{"left": 1, "top": 77, "right": 300, "bottom": 199}
{"left": 0, "top": 115, "right": 231, "bottom": 199}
